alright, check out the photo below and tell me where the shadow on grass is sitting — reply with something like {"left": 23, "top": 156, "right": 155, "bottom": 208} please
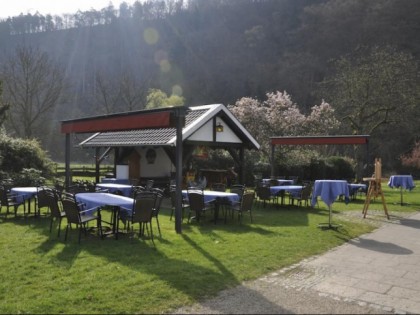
{"left": 5, "top": 209, "right": 289, "bottom": 311}
{"left": 38, "top": 226, "right": 289, "bottom": 311}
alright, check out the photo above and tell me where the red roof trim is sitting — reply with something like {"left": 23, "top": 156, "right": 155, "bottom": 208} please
{"left": 61, "top": 112, "right": 171, "bottom": 134}
{"left": 271, "top": 136, "right": 369, "bottom": 145}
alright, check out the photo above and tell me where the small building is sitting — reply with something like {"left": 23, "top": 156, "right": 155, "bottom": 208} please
{"left": 61, "top": 104, "right": 260, "bottom": 232}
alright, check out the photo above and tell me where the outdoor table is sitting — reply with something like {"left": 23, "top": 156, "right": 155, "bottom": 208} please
{"left": 388, "top": 175, "right": 415, "bottom": 206}
{"left": 10, "top": 187, "right": 38, "bottom": 215}
{"left": 75, "top": 192, "right": 134, "bottom": 238}
{"left": 182, "top": 190, "right": 240, "bottom": 223}
{"left": 95, "top": 183, "right": 133, "bottom": 197}
{"left": 311, "top": 180, "right": 349, "bottom": 229}
{"left": 262, "top": 179, "right": 294, "bottom": 186}
{"left": 269, "top": 185, "right": 303, "bottom": 205}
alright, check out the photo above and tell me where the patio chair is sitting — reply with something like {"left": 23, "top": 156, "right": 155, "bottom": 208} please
{"left": 229, "top": 192, "right": 254, "bottom": 223}
{"left": 37, "top": 186, "right": 54, "bottom": 216}
{"left": 255, "top": 185, "right": 275, "bottom": 208}
{"left": 151, "top": 188, "right": 164, "bottom": 237}
{"left": 169, "top": 188, "right": 189, "bottom": 222}
{"left": 54, "top": 182, "right": 65, "bottom": 196}
{"left": 145, "top": 179, "right": 154, "bottom": 191}
{"left": 131, "top": 185, "right": 146, "bottom": 198}
{"left": 46, "top": 189, "right": 66, "bottom": 238}
{"left": 128, "top": 193, "right": 157, "bottom": 245}
{"left": 187, "top": 190, "right": 214, "bottom": 223}
{"left": 0, "top": 186, "right": 26, "bottom": 218}
{"left": 61, "top": 193, "right": 103, "bottom": 244}
{"left": 289, "top": 184, "right": 312, "bottom": 207}
{"left": 230, "top": 184, "right": 245, "bottom": 201}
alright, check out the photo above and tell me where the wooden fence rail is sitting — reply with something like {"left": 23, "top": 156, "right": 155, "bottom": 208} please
{"left": 55, "top": 165, "right": 114, "bottom": 178}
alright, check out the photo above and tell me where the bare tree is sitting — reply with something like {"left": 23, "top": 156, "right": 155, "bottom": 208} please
{"left": 95, "top": 70, "right": 121, "bottom": 114}
{"left": 120, "top": 72, "right": 150, "bottom": 111}
{"left": 1, "top": 46, "right": 67, "bottom": 139}
{"left": 95, "top": 69, "right": 150, "bottom": 114}
{"left": 0, "top": 81, "right": 10, "bottom": 127}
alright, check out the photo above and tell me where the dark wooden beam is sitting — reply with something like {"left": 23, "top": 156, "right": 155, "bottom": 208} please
{"left": 271, "top": 135, "right": 369, "bottom": 146}
{"left": 61, "top": 111, "right": 172, "bottom": 134}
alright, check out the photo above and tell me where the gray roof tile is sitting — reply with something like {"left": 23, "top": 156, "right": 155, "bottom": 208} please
{"left": 79, "top": 108, "right": 210, "bottom": 147}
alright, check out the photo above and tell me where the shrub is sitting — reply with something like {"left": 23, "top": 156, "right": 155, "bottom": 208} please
{"left": 0, "top": 131, "right": 54, "bottom": 184}
{"left": 12, "top": 168, "right": 46, "bottom": 186}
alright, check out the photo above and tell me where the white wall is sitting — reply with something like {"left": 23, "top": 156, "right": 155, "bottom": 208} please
{"left": 137, "top": 147, "right": 173, "bottom": 178}
{"left": 187, "top": 117, "right": 242, "bottom": 143}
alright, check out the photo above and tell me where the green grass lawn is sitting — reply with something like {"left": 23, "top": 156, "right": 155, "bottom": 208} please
{"left": 0, "top": 181, "right": 418, "bottom": 314}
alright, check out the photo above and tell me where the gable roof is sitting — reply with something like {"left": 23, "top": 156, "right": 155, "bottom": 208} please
{"left": 78, "top": 104, "right": 260, "bottom": 150}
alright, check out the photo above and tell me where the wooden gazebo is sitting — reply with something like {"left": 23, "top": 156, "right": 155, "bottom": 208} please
{"left": 61, "top": 104, "right": 260, "bottom": 233}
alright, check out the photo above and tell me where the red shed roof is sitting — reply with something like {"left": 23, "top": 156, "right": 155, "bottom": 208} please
{"left": 271, "top": 135, "right": 369, "bottom": 145}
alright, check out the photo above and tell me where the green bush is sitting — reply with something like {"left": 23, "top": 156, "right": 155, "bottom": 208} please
{"left": 325, "top": 156, "right": 356, "bottom": 180}
{"left": 12, "top": 168, "right": 46, "bottom": 186}
{"left": 272, "top": 151, "right": 355, "bottom": 182}
{"left": 306, "top": 156, "right": 355, "bottom": 180}
{"left": 0, "top": 131, "right": 54, "bottom": 184}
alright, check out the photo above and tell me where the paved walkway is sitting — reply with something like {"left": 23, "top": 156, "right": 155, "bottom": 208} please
{"left": 174, "top": 211, "right": 420, "bottom": 314}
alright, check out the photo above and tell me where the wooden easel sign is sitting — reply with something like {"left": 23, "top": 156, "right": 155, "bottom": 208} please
{"left": 362, "top": 158, "right": 389, "bottom": 219}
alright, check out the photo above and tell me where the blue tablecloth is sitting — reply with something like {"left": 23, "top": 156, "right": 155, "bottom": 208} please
{"left": 182, "top": 190, "right": 240, "bottom": 204}
{"left": 348, "top": 183, "right": 367, "bottom": 196}
{"left": 10, "top": 187, "right": 38, "bottom": 203}
{"left": 388, "top": 175, "right": 415, "bottom": 191}
{"left": 75, "top": 192, "right": 134, "bottom": 215}
{"left": 262, "top": 179, "right": 294, "bottom": 186}
{"left": 269, "top": 185, "right": 303, "bottom": 196}
{"left": 101, "top": 178, "right": 130, "bottom": 184}
{"left": 96, "top": 183, "right": 133, "bottom": 197}
{"left": 311, "top": 180, "right": 349, "bottom": 207}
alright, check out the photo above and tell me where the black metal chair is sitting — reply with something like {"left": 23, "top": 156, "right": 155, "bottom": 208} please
{"left": 0, "top": 186, "right": 26, "bottom": 218}
{"left": 169, "top": 189, "right": 189, "bottom": 222}
{"left": 145, "top": 179, "right": 154, "bottom": 191}
{"left": 151, "top": 188, "right": 164, "bottom": 237}
{"left": 187, "top": 190, "right": 214, "bottom": 223}
{"left": 289, "top": 185, "right": 312, "bottom": 207}
{"left": 229, "top": 192, "right": 254, "bottom": 223}
{"left": 36, "top": 186, "right": 54, "bottom": 217}
{"left": 131, "top": 186, "right": 146, "bottom": 198}
{"left": 46, "top": 189, "right": 66, "bottom": 237}
{"left": 61, "top": 193, "right": 103, "bottom": 243}
{"left": 255, "top": 185, "right": 275, "bottom": 208}
{"left": 128, "top": 193, "right": 156, "bottom": 245}
{"left": 230, "top": 184, "right": 245, "bottom": 201}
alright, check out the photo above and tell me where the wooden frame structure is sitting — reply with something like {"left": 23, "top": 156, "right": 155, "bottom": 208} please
{"left": 362, "top": 158, "right": 389, "bottom": 219}
{"left": 270, "top": 135, "right": 370, "bottom": 176}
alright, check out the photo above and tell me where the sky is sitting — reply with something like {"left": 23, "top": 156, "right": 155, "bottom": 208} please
{"left": 1, "top": 0, "right": 136, "bottom": 19}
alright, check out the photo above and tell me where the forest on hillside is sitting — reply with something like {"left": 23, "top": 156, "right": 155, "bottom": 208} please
{"left": 0, "top": 0, "right": 419, "bottom": 173}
